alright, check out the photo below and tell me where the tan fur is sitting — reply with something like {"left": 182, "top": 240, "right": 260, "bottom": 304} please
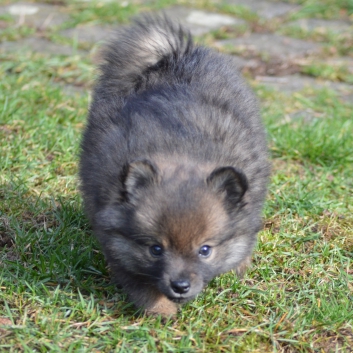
{"left": 235, "top": 256, "right": 252, "bottom": 278}
{"left": 145, "top": 294, "right": 178, "bottom": 316}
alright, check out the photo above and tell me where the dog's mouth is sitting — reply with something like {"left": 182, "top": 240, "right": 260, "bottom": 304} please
{"left": 168, "top": 295, "right": 195, "bottom": 304}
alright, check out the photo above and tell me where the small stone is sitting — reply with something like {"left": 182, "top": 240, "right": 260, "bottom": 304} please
{"left": 8, "top": 4, "right": 39, "bottom": 16}
{"left": 162, "top": 7, "right": 246, "bottom": 36}
{"left": 186, "top": 11, "right": 238, "bottom": 27}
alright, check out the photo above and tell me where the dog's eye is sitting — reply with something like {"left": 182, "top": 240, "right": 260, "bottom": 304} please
{"left": 150, "top": 245, "right": 163, "bottom": 257}
{"left": 199, "top": 245, "right": 212, "bottom": 258}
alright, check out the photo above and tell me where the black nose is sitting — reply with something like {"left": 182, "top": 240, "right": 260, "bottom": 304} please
{"left": 170, "top": 280, "right": 190, "bottom": 294}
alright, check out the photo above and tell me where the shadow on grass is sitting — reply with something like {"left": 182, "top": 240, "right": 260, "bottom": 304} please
{"left": 0, "top": 181, "right": 139, "bottom": 318}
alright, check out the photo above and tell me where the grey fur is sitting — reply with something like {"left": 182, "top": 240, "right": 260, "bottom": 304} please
{"left": 79, "top": 15, "right": 270, "bottom": 315}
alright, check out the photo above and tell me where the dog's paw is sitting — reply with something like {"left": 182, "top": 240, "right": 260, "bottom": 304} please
{"left": 145, "top": 296, "right": 178, "bottom": 317}
{"left": 235, "top": 256, "right": 252, "bottom": 278}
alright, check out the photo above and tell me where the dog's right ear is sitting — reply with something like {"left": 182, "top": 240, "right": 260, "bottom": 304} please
{"left": 124, "top": 159, "right": 160, "bottom": 202}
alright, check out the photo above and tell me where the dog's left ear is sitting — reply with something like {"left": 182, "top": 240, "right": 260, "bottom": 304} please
{"left": 207, "top": 166, "right": 248, "bottom": 207}
{"left": 124, "top": 159, "right": 160, "bottom": 203}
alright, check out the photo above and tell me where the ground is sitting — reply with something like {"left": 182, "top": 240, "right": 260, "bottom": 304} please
{"left": 0, "top": 0, "right": 352, "bottom": 352}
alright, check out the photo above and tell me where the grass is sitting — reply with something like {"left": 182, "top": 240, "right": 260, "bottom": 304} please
{"left": 285, "top": 0, "right": 353, "bottom": 19}
{"left": 1, "top": 0, "right": 353, "bottom": 352}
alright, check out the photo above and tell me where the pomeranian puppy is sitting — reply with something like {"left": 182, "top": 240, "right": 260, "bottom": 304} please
{"left": 79, "top": 15, "right": 270, "bottom": 316}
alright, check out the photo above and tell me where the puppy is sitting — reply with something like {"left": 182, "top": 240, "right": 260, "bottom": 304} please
{"left": 79, "top": 15, "right": 270, "bottom": 316}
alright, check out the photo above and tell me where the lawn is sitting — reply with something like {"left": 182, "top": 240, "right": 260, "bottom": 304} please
{"left": 0, "top": 0, "right": 352, "bottom": 352}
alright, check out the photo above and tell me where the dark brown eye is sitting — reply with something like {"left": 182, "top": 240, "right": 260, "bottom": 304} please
{"left": 150, "top": 245, "right": 163, "bottom": 257}
{"left": 199, "top": 245, "right": 212, "bottom": 258}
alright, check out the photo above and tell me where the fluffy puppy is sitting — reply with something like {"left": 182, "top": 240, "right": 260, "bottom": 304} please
{"left": 79, "top": 15, "right": 270, "bottom": 316}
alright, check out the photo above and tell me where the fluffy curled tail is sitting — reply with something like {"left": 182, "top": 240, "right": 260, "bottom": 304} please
{"left": 96, "top": 15, "right": 192, "bottom": 98}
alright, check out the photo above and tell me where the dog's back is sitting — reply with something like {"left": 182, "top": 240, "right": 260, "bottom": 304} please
{"left": 80, "top": 15, "right": 268, "bottom": 215}
{"left": 79, "top": 15, "right": 270, "bottom": 315}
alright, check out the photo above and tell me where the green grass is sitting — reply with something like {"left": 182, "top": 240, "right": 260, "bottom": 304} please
{"left": 286, "top": 0, "right": 353, "bottom": 19}
{"left": 65, "top": 1, "right": 139, "bottom": 27}
{"left": 1, "top": 0, "right": 353, "bottom": 352}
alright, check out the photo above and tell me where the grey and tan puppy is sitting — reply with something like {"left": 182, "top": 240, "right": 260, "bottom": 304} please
{"left": 79, "top": 15, "right": 270, "bottom": 316}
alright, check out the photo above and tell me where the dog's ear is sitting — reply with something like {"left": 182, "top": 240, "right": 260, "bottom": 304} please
{"left": 207, "top": 166, "right": 248, "bottom": 208}
{"left": 124, "top": 159, "right": 159, "bottom": 202}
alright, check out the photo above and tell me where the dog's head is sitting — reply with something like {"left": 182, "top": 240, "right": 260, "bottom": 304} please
{"left": 96, "top": 158, "right": 254, "bottom": 302}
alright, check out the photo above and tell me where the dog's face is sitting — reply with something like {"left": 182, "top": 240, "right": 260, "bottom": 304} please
{"left": 96, "top": 159, "right": 252, "bottom": 303}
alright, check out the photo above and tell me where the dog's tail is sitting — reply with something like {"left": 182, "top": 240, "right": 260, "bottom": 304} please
{"left": 95, "top": 15, "right": 192, "bottom": 99}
